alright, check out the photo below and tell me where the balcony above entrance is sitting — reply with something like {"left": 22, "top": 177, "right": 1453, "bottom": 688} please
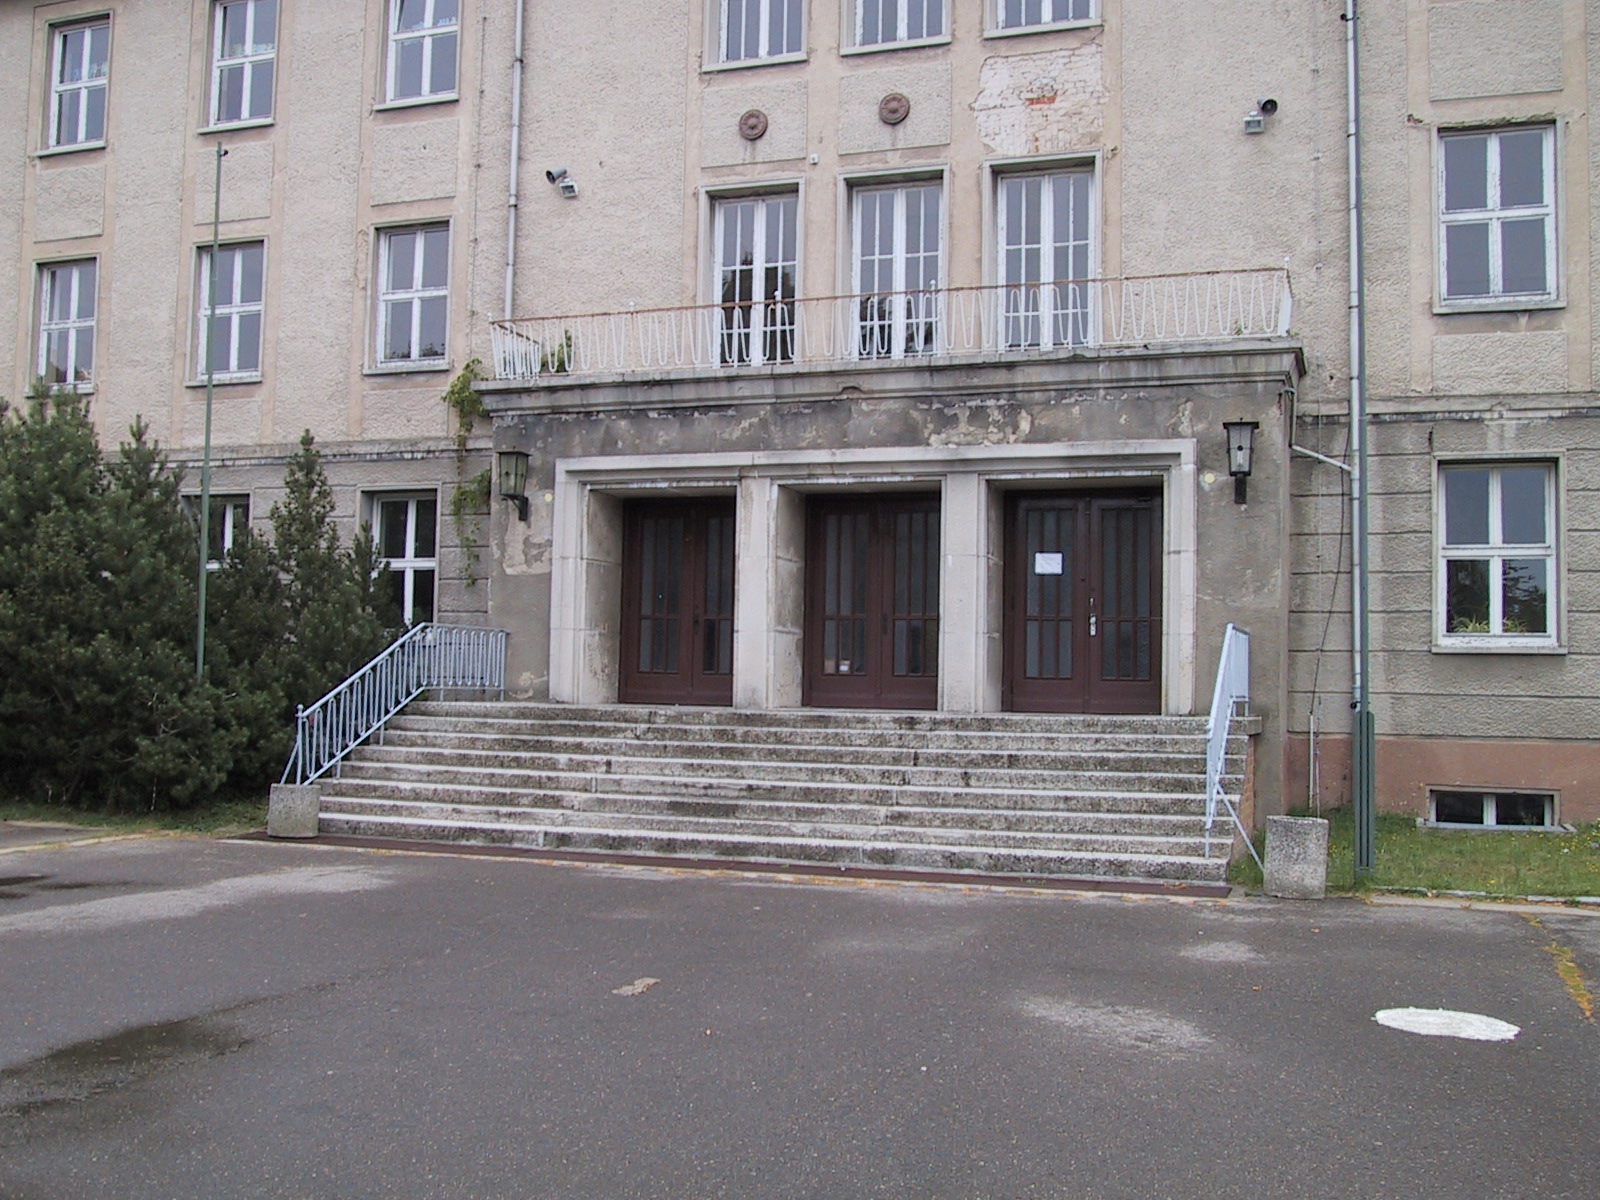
{"left": 488, "top": 270, "right": 1293, "bottom": 386}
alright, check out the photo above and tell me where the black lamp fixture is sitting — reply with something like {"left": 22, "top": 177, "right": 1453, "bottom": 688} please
{"left": 496, "top": 449, "right": 530, "bottom": 521}
{"left": 1223, "top": 420, "right": 1259, "bottom": 504}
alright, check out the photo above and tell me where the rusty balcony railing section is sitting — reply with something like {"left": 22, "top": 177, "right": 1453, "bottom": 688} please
{"left": 281, "top": 623, "right": 508, "bottom": 787}
{"left": 490, "top": 269, "right": 1293, "bottom": 381}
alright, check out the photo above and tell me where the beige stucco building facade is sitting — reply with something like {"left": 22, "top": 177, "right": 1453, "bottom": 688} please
{"left": 3, "top": 0, "right": 1595, "bottom": 828}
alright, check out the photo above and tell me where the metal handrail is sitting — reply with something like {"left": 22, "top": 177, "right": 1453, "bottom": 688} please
{"left": 1204, "top": 623, "right": 1262, "bottom": 869}
{"left": 280, "top": 623, "right": 508, "bottom": 786}
{"left": 490, "top": 269, "right": 1294, "bottom": 381}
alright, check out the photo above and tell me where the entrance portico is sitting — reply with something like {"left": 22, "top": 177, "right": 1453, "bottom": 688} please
{"left": 546, "top": 439, "right": 1200, "bottom": 715}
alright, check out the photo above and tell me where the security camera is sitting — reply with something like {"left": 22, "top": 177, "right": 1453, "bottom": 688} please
{"left": 1243, "top": 99, "right": 1279, "bottom": 135}
{"left": 1259, "top": 98, "right": 1279, "bottom": 116}
{"left": 546, "top": 166, "right": 578, "bottom": 198}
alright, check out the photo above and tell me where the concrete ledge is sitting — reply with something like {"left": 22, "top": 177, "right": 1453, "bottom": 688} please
{"left": 268, "top": 784, "right": 321, "bottom": 839}
{"left": 1264, "top": 815, "right": 1329, "bottom": 899}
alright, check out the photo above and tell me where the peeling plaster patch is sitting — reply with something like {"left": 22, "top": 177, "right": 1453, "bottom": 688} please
{"left": 1021, "top": 996, "right": 1213, "bottom": 1054}
{"left": 1180, "top": 939, "right": 1264, "bottom": 964}
{"left": 972, "top": 44, "right": 1106, "bottom": 158}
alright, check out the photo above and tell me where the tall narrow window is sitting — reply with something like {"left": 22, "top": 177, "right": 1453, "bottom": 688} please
{"left": 1439, "top": 462, "right": 1557, "bottom": 644}
{"left": 375, "top": 494, "right": 438, "bottom": 625}
{"left": 378, "top": 225, "right": 450, "bottom": 366}
{"left": 198, "top": 242, "right": 265, "bottom": 379}
{"left": 388, "top": 0, "right": 458, "bottom": 102}
{"left": 995, "top": 0, "right": 1094, "bottom": 31}
{"left": 714, "top": 193, "right": 798, "bottom": 367}
{"left": 857, "top": 0, "right": 944, "bottom": 46}
{"left": 1439, "top": 126, "right": 1557, "bottom": 306}
{"left": 998, "top": 169, "right": 1094, "bottom": 348}
{"left": 50, "top": 19, "right": 110, "bottom": 148}
{"left": 211, "top": 0, "right": 277, "bottom": 125}
{"left": 37, "top": 260, "right": 97, "bottom": 387}
{"left": 721, "top": 0, "right": 803, "bottom": 63}
{"left": 852, "top": 182, "right": 941, "bottom": 359}
{"left": 188, "top": 495, "right": 251, "bottom": 568}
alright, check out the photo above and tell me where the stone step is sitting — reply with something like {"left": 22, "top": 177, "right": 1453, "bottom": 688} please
{"left": 407, "top": 700, "right": 1212, "bottom": 737}
{"left": 345, "top": 746, "right": 1214, "bottom": 794}
{"left": 318, "top": 797, "right": 1218, "bottom": 858}
{"left": 315, "top": 809, "right": 1228, "bottom": 882}
{"left": 386, "top": 715, "right": 1226, "bottom": 756}
{"left": 374, "top": 728, "right": 1227, "bottom": 774}
{"left": 319, "top": 774, "right": 1220, "bottom": 816}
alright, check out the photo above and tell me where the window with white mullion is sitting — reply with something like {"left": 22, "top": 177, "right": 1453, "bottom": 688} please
{"left": 50, "top": 20, "right": 110, "bottom": 148}
{"left": 379, "top": 226, "right": 450, "bottom": 365}
{"left": 199, "top": 242, "right": 265, "bottom": 378}
{"left": 996, "top": 0, "right": 1094, "bottom": 31}
{"left": 858, "top": 0, "right": 944, "bottom": 46}
{"left": 1439, "top": 462, "right": 1556, "bottom": 642}
{"left": 212, "top": 0, "right": 277, "bottom": 125}
{"left": 853, "top": 182, "right": 942, "bottom": 360}
{"left": 998, "top": 170, "right": 1093, "bottom": 349}
{"left": 376, "top": 494, "right": 438, "bottom": 625}
{"left": 37, "top": 260, "right": 97, "bottom": 387}
{"left": 1439, "top": 126, "right": 1556, "bottom": 304}
{"left": 721, "top": 0, "right": 803, "bottom": 63}
{"left": 715, "top": 193, "right": 798, "bottom": 366}
{"left": 388, "top": 0, "right": 458, "bottom": 102}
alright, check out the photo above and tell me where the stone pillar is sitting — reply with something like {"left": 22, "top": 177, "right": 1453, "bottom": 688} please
{"left": 267, "top": 784, "right": 321, "bottom": 839}
{"left": 939, "top": 473, "right": 987, "bottom": 712}
{"left": 1263, "top": 815, "right": 1329, "bottom": 899}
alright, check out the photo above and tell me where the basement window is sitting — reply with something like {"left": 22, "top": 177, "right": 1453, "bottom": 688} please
{"left": 1428, "top": 789, "right": 1556, "bottom": 829}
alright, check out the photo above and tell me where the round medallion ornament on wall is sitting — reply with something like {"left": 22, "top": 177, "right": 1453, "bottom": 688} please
{"left": 739, "top": 109, "right": 769, "bottom": 141}
{"left": 878, "top": 93, "right": 911, "bottom": 126}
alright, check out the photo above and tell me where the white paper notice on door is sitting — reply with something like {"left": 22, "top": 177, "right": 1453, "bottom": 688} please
{"left": 1033, "top": 552, "right": 1064, "bottom": 576}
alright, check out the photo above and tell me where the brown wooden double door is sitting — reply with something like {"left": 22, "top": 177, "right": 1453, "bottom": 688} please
{"left": 1006, "top": 490, "right": 1162, "bottom": 714}
{"left": 619, "top": 499, "right": 735, "bottom": 706}
{"left": 804, "top": 495, "right": 940, "bottom": 709}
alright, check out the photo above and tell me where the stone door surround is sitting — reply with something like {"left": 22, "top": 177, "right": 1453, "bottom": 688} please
{"left": 549, "top": 439, "right": 1199, "bottom": 714}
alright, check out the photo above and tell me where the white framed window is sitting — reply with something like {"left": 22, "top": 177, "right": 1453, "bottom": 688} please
{"left": 49, "top": 18, "right": 110, "bottom": 148}
{"left": 377, "top": 225, "right": 450, "bottom": 367}
{"left": 1429, "top": 789, "right": 1556, "bottom": 829}
{"left": 993, "top": 0, "right": 1095, "bottom": 33}
{"left": 197, "top": 241, "right": 265, "bottom": 380}
{"left": 713, "top": 192, "right": 798, "bottom": 367}
{"left": 387, "top": 0, "right": 458, "bottom": 103}
{"left": 37, "top": 259, "right": 98, "bottom": 388}
{"left": 1438, "top": 461, "right": 1557, "bottom": 646}
{"left": 997, "top": 167, "right": 1094, "bottom": 349}
{"left": 1438, "top": 125, "right": 1557, "bottom": 308}
{"left": 186, "top": 494, "right": 252, "bottom": 569}
{"left": 211, "top": 0, "right": 277, "bottom": 126}
{"left": 856, "top": 0, "right": 945, "bottom": 47}
{"left": 374, "top": 493, "right": 437, "bottom": 625}
{"left": 852, "top": 180, "right": 942, "bottom": 359}
{"left": 720, "top": 0, "right": 804, "bottom": 64}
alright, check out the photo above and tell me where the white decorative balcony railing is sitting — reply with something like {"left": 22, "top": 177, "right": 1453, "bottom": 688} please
{"left": 490, "top": 269, "right": 1292, "bottom": 382}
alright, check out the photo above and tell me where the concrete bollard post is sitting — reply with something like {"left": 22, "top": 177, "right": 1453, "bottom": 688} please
{"left": 1264, "top": 815, "right": 1329, "bottom": 899}
{"left": 267, "top": 783, "right": 321, "bottom": 839}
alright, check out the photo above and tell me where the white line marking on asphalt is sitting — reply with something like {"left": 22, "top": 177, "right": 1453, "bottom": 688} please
{"left": 0, "top": 866, "right": 393, "bottom": 937}
{"left": 1373, "top": 1007, "right": 1521, "bottom": 1041}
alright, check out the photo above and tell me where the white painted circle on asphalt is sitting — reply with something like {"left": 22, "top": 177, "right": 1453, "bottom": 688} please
{"left": 1373, "top": 1007, "right": 1520, "bottom": 1041}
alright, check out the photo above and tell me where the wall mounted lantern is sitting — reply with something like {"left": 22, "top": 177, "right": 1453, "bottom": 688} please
{"left": 497, "top": 450, "right": 531, "bottom": 521}
{"left": 1223, "top": 421, "right": 1259, "bottom": 504}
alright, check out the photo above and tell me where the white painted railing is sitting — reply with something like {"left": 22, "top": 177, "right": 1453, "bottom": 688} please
{"left": 490, "top": 269, "right": 1293, "bottom": 381}
{"left": 281, "top": 623, "right": 508, "bottom": 786}
{"left": 1204, "top": 622, "right": 1261, "bottom": 869}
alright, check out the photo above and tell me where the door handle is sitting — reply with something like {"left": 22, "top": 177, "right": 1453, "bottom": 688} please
{"left": 1088, "top": 595, "right": 1097, "bottom": 637}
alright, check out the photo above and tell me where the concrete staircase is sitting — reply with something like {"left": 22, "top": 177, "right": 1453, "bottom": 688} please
{"left": 313, "top": 702, "right": 1246, "bottom": 885}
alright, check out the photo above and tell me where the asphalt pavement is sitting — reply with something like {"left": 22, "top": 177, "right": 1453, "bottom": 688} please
{"left": 1, "top": 835, "right": 1596, "bottom": 1200}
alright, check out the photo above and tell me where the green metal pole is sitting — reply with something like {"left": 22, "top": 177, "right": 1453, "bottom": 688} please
{"left": 196, "top": 142, "right": 224, "bottom": 679}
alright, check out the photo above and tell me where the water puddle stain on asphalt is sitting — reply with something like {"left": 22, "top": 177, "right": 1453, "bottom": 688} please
{"left": 0, "top": 1015, "right": 250, "bottom": 1130}
{"left": 0, "top": 875, "right": 141, "bottom": 901}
